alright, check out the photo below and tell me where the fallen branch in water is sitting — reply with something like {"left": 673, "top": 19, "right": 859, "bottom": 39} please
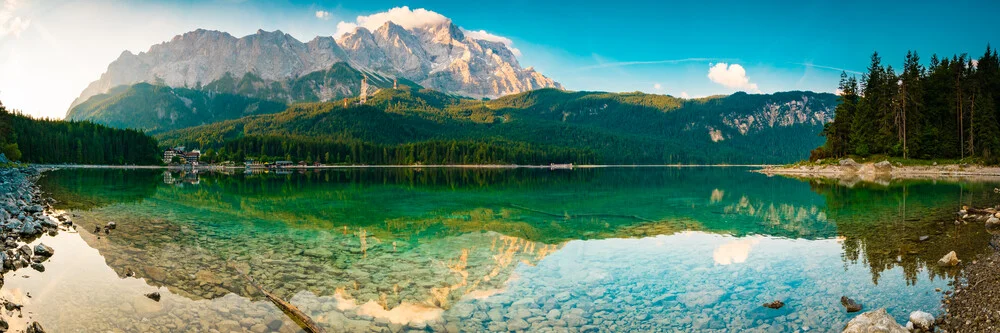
{"left": 510, "top": 203, "right": 655, "bottom": 222}
{"left": 229, "top": 262, "right": 327, "bottom": 333}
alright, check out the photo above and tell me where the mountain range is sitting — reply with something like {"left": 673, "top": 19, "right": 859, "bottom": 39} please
{"left": 63, "top": 16, "right": 838, "bottom": 165}
{"left": 69, "top": 21, "right": 559, "bottom": 110}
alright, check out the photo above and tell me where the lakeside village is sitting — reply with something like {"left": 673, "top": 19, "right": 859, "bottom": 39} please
{"left": 163, "top": 146, "right": 323, "bottom": 171}
{"left": 162, "top": 146, "right": 577, "bottom": 171}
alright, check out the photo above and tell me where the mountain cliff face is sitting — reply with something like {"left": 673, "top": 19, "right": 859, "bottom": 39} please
{"left": 69, "top": 20, "right": 560, "bottom": 111}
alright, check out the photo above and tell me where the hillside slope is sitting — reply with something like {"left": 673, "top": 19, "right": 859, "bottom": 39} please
{"left": 156, "top": 88, "right": 837, "bottom": 164}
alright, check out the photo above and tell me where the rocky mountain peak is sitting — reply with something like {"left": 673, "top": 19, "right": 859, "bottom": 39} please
{"left": 69, "top": 16, "right": 560, "bottom": 112}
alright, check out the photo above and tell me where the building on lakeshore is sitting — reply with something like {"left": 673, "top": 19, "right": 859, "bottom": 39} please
{"left": 163, "top": 148, "right": 183, "bottom": 164}
{"left": 183, "top": 150, "right": 201, "bottom": 164}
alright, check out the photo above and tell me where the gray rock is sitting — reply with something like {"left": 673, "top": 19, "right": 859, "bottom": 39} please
{"left": 546, "top": 309, "right": 561, "bottom": 320}
{"left": 839, "top": 158, "right": 861, "bottom": 169}
{"left": 451, "top": 303, "right": 474, "bottom": 319}
{"left": 840, "top": 296, "right": 862, "bottom": 312}
{"left": 17, "top": 244, "right": 31, "bottom": 258}
{"left": 873, "top": 160, "right": 893, "bottom": 173}
{"left": 33, "top": 243, "right": 54, "bottom": 257}
{"left": 908, "top": 311, "right": 934, "bottom": 330}
{"left": 507, "top": 318, "right": 529, "bottom": 331}
{"left": 842, "top": 308, "right": 907, "bottom": 333}
{"left": 987, "top": 216, "right": 1000, "bottom": 228}
{"left": 26, "top": 321, "right": 44, "bottom": 333}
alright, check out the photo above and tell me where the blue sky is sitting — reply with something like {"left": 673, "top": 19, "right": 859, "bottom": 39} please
{"left": 1, "top": 0, "right": 997, "bottom": 119}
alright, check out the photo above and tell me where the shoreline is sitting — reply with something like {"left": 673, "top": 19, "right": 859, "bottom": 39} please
{"left": 32, "top": 163, "right": 773, "bottom": 170}
{"left": 0, "top": 166, "right": 67, "bottom": 331}
{"left": 756, "top": 160, "right": 1000, "bottom": 182}
{"left": 937, "top": 207, "right": 1000, "bottom": 332}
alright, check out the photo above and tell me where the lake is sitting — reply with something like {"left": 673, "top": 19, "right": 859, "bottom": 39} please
{"left": 10, "top": 167, "right": 998, "bottom": 332}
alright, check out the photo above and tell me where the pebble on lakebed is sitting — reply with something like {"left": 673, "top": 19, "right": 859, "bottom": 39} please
{"left": 762, "top": 300, "right": 785, "bottom": 309}
{"left": 840, "top": 296, "right": 862, "bottom": 313}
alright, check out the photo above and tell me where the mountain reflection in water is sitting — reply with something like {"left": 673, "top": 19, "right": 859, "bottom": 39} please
{"left": 13, "top": 167, "right": 996, "bottom": 332}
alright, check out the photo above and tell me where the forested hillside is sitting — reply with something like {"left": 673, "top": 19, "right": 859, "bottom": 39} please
{"left": 66, "top": 83, "right": 287, "bottom": 134}
{"left": 816, "top": 45, "right": 1000, "bottom": 162}
{"left": 158, "top": 87, "right": 837, "bottom": 165}
{"left": 0, "top": 101, "right": 160, "bottom": 165}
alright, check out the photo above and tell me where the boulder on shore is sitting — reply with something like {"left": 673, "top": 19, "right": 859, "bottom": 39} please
{"left": 873, "top": 160, "right": 893, "bottom": 173}
{"left": 842, "top": 308, "right": 907, "bottom": 333}
{"left": 938, "top": 251, "right": 959, "bottom": 266}
{"left": 839, "top": 158, "right": 861, "bottom": 169}
{"left": 33, "top": 243, "right": 54, "bottom": 257}
{"left": 908, "top": 310, "right": 934, "bottom": 330}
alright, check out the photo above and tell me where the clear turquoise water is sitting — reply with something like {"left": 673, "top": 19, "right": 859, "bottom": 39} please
{"left": 13, "top": 167, "right": 998, "bottom": 332}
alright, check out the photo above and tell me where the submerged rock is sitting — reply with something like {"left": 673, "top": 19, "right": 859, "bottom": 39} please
{"left": 33, "top": 243, "right": 53, "bottom": 257}
{"left": 762, "top": 300, "right": 785, "bottom": 309}
{"left": 938, "top": 251, "right": 959, "bottom": 266}
{"left": 106, "top": 221, "right": 116, "bottom": 230}
{"left": 918, "top": 235, "right": 930, "bottom": 242}
{"left": 30, "top": 263, "right": 44, "bottom": 272}
{"left": 145, "top": 292, "right": 161, "bottom": 302}
{"left": 842, "top": 308, "right": 907, "bottom": 333}
{"left": 908, "top": 310, "right": 934, "bottom": 330}
{"left": 840, "top": 296, "right": 862, "bottom": 313}
{"left": 26, "top": 321, "right": 44, "bottom": 333}
{"left": 987, "top": 216, "right": 1000, "bottom": 228}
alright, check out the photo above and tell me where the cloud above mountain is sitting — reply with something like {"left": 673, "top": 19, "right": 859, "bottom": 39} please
{"left": 707, "top": 63, "right": 760, "bottom": 93}
{"left": 314, "top": 10, "right": 330, "bottom": 20}
{"left": 0, "top": 0, "right": 31, "bottom": 39}
{"left": 462, "top": 29, "right": 521, "bottom": 57}
{"left": 332, "top": 6, "right": 522, "bottom": 57}
{"left": 334, "top": 6, "right": 448, "bottom": 38}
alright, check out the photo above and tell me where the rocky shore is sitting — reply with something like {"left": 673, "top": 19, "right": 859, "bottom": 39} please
{"left": 758, "top": 158, "right": 1000, "bottom": 183}
{"left": 840, "top": 205, "right": 1000, "bottom": 333}
{"left": 935, "top": 207, "right": 1000, "bottom": 332}
{"left": 0, "top": 167, "right": 64, "bottom": 332}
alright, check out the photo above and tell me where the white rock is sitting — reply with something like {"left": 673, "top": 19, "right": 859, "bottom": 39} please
{"left": 908, "top": 311, "right": 934, "bottom": 330}
{"left": 842, "top": 308, "right": 907, "bottom": 333}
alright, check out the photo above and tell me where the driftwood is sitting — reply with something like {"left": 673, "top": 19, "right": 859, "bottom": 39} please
{"left": 230, "top": 263, "right": 327, "bottom": 333}
{"left": 510, "top": 204, "right": 655, "bottom": 222}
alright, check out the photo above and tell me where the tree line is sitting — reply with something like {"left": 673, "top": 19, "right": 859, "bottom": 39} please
{"left": 191, "top": 136, "right": 597, "bottom": 165}
{"left": 0, "top": 101, "right": 161, "bottom": 165}
{"left": 816, "top": 45, "right": 1000, "bottom": 162}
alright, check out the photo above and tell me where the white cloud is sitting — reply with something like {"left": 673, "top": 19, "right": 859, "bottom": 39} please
{"left": 653, "top": 83, "right": 662, "bottom": 90}
{"left": 335, "top": 6, "right": 448, "bottom": 38}
{"left": 462, "top": 29, "right": 521, "bottom": 57}
{"left": 315, "top": 10, "right": 331, "bottom": 20}
{"left": 680, "top": 91, "right": 690, "bottom": 99}
{"left": 0, "top": 0, "right": 31, "bottom": 39}
{"left": 707, "top": 63, "right": 760, "bottom": 93}
{"left": 332, "top": 6, "right": 523, "bottom": 57}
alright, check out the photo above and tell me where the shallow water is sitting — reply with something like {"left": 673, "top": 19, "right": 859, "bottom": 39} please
{"left": 11, "top": 167, "right": 999, "bottom": 332}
